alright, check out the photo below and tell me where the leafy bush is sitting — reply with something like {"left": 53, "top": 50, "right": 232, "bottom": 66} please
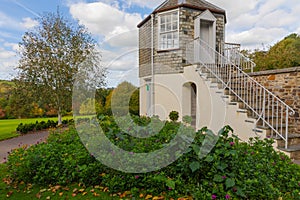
{"left": 16, "top": 119, "right": 74, "bottom": 134}
{"left": 169, "top": 111, "right": 179, "bottom": 122}
{"left": 7, "top": 117, "right": 300, "bottom": 199}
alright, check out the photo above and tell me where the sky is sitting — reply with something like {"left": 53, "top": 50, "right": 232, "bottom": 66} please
{"left": 0, "top": 0, "right": 299, "bottom": 87}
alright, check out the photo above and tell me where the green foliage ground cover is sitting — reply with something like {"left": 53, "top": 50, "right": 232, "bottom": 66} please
{"left": 3, "top": 116, "right": 300, "bottom": 199}
{"left": 0, "top": 117, "right": 72, "bottom": 141}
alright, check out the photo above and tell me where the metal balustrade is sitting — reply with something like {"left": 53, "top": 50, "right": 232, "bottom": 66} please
{"left": 220, "top": 42, "right": 256, "bottom": 72}
{"left": 190, "top": 38, "right": 296, "bottom": 149}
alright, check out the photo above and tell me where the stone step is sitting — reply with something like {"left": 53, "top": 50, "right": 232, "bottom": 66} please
{"left": 277, "top": 144, "right": 300, "bottom": 160}
{"left": 275, "top": 133, "right": 300, "bottom": 148}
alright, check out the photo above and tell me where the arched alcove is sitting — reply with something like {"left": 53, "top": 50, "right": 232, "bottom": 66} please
{"left": 182, "top": 82, "right": 197, "bottom": 127}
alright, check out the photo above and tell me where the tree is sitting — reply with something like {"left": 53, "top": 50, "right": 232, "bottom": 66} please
{"left": 251, "top": 33, "right": 300, "bottom": 71}
{"left": 105, "top": 82, "right": 139, "bottom": 116}
{"left": 79, "top": 98, "right": 103, "bottom": 115}
{"left": 15, "top": 10, "right": 106, "bottom": 124}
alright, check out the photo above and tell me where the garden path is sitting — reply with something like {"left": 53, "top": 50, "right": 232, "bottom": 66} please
{"left": 0, "top": 130, "right": 51, "bottom": 163}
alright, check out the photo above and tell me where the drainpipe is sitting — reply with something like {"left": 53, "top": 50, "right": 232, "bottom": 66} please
{"left": 151, "top": 14, "right": 155, "bottom": 116}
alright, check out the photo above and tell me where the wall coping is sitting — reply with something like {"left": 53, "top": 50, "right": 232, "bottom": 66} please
{"left": 248, "top": 66, "right": 300, "bottom": 76}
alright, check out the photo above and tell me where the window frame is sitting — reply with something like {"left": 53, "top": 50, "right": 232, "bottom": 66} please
{"left": 158, "top": 9, "right": 180, "bottom": 51}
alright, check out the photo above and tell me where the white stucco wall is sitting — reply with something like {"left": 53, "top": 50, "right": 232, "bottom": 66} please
{"left": 140, "top": 65, "right": 267, "bottom": 142}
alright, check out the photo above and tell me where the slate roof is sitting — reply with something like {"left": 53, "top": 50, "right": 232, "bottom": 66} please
{"left": 138, "top": 0, "right": 226, "bottom": 28}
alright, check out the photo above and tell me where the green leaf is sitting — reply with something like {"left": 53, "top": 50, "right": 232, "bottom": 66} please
{"left": 204, "top": 156, "right": 214, "bottom": 162}
{"left": 236, "top": 187, "right": 246, "bottom": 198}
{"left": 191, "top": 144, "right": 200, "bottom": 154}
{"left": 225, "top": 178, "right": 235, "bottom": 189}
{"left": 166, "top": 179, "right": 175, "bottom": 189}
{"left": 217, "top": 163, "right": 228, "bottom": 172}
{"left": 189, "top": 161, "right": 200, "bottom": 172}
{"left": 213, "top": 175, "right": 223, "bottom": 182}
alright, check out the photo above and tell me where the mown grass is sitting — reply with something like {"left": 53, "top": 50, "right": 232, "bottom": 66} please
{"left": 0, "top": 164, "right": 118, "bottom": 200}
{"left": 0, "top": 117, "right": 73, "bottom": 141}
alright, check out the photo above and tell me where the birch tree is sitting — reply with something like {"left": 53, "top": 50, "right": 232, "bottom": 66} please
{"left": 16, "top": 10, "right": 106, "bottom": 124}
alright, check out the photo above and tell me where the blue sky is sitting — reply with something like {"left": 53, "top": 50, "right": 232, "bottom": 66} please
{"left": 0, "top": 0, "right": 299, "bottom": 87}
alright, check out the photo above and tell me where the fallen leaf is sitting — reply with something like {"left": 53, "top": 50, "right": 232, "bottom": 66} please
{"left": 93, "top": 192, "right": 100, "bottom": 197}
{"left": 72, "top": 193, "right": 77, "bottom": 197}
{"left": 6, "top": 191, "right": 13, "bottom": 197}
{"left": 120, "top": 192, "right": 127, "bottom": 198}
{"left": 79, "top": 188, "right": 85, "bottom": 193}
{"left": 82, "top": 192, "right": 88, "bottom": 196}
{"left": 36, "top": 193, "right": 42, "bottom": 199}
{"left": 59, "top": 192, "right": 63, "bottom": 196}
{"left": 40, "top": 189, "right": 47, "bottom": 193}
{"left": 153, "top": 196, "right": 164, "bottom": 200}
{"left": 54, "top": 185, "right": 61, "bottom": 190}
{"left": 145, "top": 194, "right": 153, "bottom": 199}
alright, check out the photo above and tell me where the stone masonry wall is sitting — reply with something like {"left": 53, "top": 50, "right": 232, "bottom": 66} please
{"left": 139, "top": 6, "right": 225, "bottom": 77}
{"left": 139, "top": 19, "right": 152, "bottom": 78}
{"left": 249, "top": 67, "right": 300, "bottom": 134}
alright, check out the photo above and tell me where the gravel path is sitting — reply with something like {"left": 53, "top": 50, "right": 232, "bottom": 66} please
{"left": 0, "top": 130, "right": 51, "bottom": 163}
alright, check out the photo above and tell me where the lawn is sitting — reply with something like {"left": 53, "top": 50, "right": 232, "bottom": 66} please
{"left": 0, "top": 116, "right": 73, "bottom": 141}
{"left": 0, "top": 164, "right": 118, "bottom": 200}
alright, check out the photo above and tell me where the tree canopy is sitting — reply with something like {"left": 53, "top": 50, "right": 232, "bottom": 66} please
{"left": 251, "top": 33, "right": 300, "bottom": 71}
{"left": 15, "top": 10, "right": 106, "bottom": 123}
{"left": 105, "top": 81, "right": 139, "bottom": 116}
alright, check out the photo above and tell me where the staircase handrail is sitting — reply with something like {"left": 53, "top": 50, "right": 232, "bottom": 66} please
{"left": 223, "top": 42, "right": 256, "bottom": 72}
{"left": 192, "top": 38, "right": 296, "bottom": 149}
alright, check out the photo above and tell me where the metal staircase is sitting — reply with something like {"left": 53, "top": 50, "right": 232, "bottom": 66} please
{"left": 191, "top": 38, "right": 297, "bottom": 153}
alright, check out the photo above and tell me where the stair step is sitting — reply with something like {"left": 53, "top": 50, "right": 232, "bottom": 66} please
{"left": 245, "top": 119, "right": 255, "bottom": 124}
{"left": 277, "top": 144, "right": 300, "bottom": 152}
{"left": 256, "top": 123, "right": 289, "bottom": 129}
{"left": 237, "top": 109, "right": 247, "bottom": 113}
{"left": 252, "top": 128, "right": 264, "bottom": 133}
{"left": 272, "top": 133, "right": 300, "bottom": 140}
{"left": 275, "top": 134, "right": 300, "bottom": 148}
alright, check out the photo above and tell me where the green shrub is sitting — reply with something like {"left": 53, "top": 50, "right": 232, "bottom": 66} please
{"left": 169, "top": 111, "right": 179, "bottom": 122}
{"left": 16, "top": 119, "right": 74, "bottom": 134}
{"left": 7, "top": 117, "right": 300, "bottom": 199}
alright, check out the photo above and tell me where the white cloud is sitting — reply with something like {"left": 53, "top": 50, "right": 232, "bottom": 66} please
{"left": 101, "top": 46, "right": 139, "bottom": 87}
{"left": 227, "top": 27, "right": 288, "bottom": 49}
{"left": 0, "top": 47, "right": 17, "bottom": 80}
{"left": 210, "top": 0, "right": 300, "bottom": 50}
{"left": 69, "top": 2, "right": 142, "bottom": 47}
{"left": 122, "top": 0, "right": 163, "bottom": 9}
{"left": 0, "top": 12, "right": 20, "bottom": 30}
{"left": 20, "top": 17, "right": 38, "bottom": 29}
{"left": 4, "top": 42, "right": 19, "bottom": 52}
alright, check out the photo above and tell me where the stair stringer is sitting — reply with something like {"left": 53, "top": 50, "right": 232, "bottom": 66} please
{"left": 196, "top": 66, "right": 268, "bottom": 142}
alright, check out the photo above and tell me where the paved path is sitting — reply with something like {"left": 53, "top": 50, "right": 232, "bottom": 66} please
{"left": 0, "top": 131, "right": 50, "bottom": 163}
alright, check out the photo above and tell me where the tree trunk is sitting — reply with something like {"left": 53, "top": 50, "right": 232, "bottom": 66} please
{"left": 58, "top": 107, "right": 62, "bottom": 125}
